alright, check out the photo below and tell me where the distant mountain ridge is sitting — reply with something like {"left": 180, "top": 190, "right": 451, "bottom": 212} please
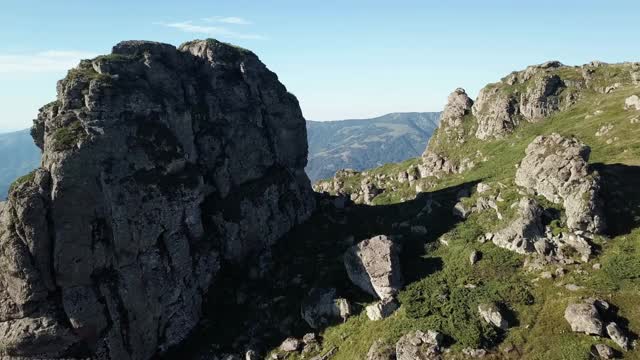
{"left": 0, "top": 129, "right": 40, "bottom": 199}
{"left": 306, "top": 112, "right": 441, "bottom": 181}
{"left": 0, "top": 112, "right": 440, "bottom": 198}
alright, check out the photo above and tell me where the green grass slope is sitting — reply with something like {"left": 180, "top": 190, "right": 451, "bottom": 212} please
{"left": 294, "top": 63, "right": 640, "bottom": 359}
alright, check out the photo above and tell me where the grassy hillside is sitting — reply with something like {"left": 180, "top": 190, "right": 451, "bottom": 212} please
{"left": 284, "top": 63, "right": 640, "bottom": 359}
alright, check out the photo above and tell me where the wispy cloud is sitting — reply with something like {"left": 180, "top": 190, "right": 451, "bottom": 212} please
{"left": 203, "top": 16, "right": 252, "bottom": 25}
{"left": 159, "top": 16, "right": 265, "bottom": 40}
{"left": 0, "top": 50, "right": 98, "bottom": 73}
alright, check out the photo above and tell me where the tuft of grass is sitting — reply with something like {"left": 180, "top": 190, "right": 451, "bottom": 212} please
{"left": 50, "top": 120, "right": 85, "bottom": 152}
{"left": 8, "top": 170, "right": 37, "bottom": 194}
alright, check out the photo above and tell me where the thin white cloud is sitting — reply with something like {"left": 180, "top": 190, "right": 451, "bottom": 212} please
{"left": 162, "top": 21, "right": 265, "bottom": 40}
{"left": 0, "top": 50, "right": 98, "bottom": 73}
{"left": 203, "top": 16, "right": 252, "bottom": 25}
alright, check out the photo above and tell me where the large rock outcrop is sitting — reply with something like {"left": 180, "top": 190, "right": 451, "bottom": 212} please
{"left": 473, "top": 61, "right": 569, "bottom": 139}
{"left": 0, "top": 39, "right": 315, "bottom": 359}
{"left": 419, "top": 88, "right": 474, "bottom": 177}
{"left": 515, "top": 133, "right": 604, "bottom": 234}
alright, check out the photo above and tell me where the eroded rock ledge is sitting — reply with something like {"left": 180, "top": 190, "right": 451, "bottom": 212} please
{"left": 0, "top": 39, "right": 315, "bottom": 359}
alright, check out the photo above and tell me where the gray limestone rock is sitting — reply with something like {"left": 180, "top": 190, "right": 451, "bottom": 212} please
{"left": 344, "top": 235, "right": 403, "bottom": 300}
{"left": 564, "top": 301, "right": 604, "bottom": 336}
{"left": 592, "top": 344, "right": 616, "bottom": 359}
{"left": 367, "top": 339, "right": 396, "bottom": 360}
{"left": 625, "top": 95, "right": 640, "bottom": 111}
{"left": 365, "top": 297, "right": 399, "bottom": 321}
{"left": 0, "top": 39, "right": 315, "bottom": 359}
{"left": 395, "top": 330, "right": 443, "bottom": 360}
{"left": 515, "top": 133, "right": 604, "bottom": 234}
{"left": 301, "top": 288, "right": 351, "bottom": 329}
{"left": 492, "top": 198, "right": 544, "bottom": 254}
{"left": 606, "top": 322, "right": 629, "bottom": 350}
{"left": 478, "top": 303, "right": 509, "bottom": 330}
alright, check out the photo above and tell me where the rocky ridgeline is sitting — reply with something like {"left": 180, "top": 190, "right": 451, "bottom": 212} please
{"left": 315, "top": 61, "right": 639, "bottom": 205}
{"left": 0, "top": 39, "right": 315, "bottom": 359}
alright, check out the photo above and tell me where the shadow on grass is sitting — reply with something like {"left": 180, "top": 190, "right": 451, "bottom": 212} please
{"left": 592, "top": 163, "right": 640, "bottom": 237}
{"left": 161, "top": 180, "right": 480, "bottom": 359}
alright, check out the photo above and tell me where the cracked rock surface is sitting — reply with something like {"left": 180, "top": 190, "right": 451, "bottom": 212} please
{"left": 515, "top": 133, "right": 604, "bottom": 234}
{"left": 0, "top": 39, "right": 314, "bottom": 359}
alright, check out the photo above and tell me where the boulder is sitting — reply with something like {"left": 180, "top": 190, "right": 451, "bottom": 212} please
{"left": 0, "top": 39, "right": 315, "bottom": 359}
{"left": 478, "top": 303, "right": 509, "bottom": 330}
{"left": 395, "top": 330, "right": 443, "bottom": 360}
{"left": 515, "top": 133, "right": 605, "bottom": 234}
{"left": 362, "top": 179, "right": 382, "bottom": 204}
{"left": 367, "top": 339, "right": 396, "bottom": 360}
{"left": 564, "top": 301, "right": 604, "bottom": 335}
{"left": 366, "top": 298, "right": 400, "bottom": 321}
{"left": 492, "top": 198, "right": 544, "bottom": 254}
{"left": 245, "top": 350, "right": 260, "bottom": 360}
{"left": 469, "top": 250, "right": 481, "bottom": 265}
{"left": 279, "top": 337, "right": 302, "bottom": 352}
{"left": 606, "top": 322, "right": 629, "bottom": 350}
{"left": 344, "top": 235, "right": 403, "bottom": 299}
{"left": 301, "top": 288, "right": 351, "bottom": 329}
{"left": 453, "top": 201, "right": 472, "bottom": 219}
{"left": 462, "top": 348, "right": 488, "bottom": 357}
{"left": 624, "top": 95, "right": 640, "bottom": 111}
{"left": 477, "top": 182, "right": 491, "bottom": 193}
{"left": 592, "top": 344, "right": 615, "bottom": 359}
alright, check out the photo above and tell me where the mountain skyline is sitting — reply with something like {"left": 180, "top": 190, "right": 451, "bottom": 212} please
{"left": 2, "top": 0, "right": 640, "bottom": 132}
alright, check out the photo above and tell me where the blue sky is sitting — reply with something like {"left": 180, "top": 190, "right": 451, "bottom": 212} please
{"left": 1, "top": 0, "right": 639, "bottom": 132}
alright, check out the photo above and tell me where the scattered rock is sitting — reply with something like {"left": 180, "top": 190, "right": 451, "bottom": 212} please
{"left": 301, "top": 288, "right": 351, "bottom": 329}
{"left": 367, "top": 339, "right": 396, "bottom": 360}
{"left": 604, "top": 83, "right": 621, "bottom": 93}
{"left": 624, "top": 95, "right": 640, "bottom": 111}
{"left": 492, "top": 198, "right": 544, "bottom": 254}
{"left": 245, "top": 350, "right": 260, "bottom": 360}
{"left": 420, "top": 151, "right": 458, "bottom": 179}
{"left": 395, "top": 330, "right": 443, "bottom": 360}
{"left": 478, "top": 303, "right": 509, "bottom": 330}
{"left": 0, "top": 39, "right": 316, "bottom": 358}
{"left": 477, "top": 182, "right": 492, "bottom": 193}
{"left": 595, "top": 124, "right": 614, "bottom": 137}
{"left": 303, "top": 333, "right": 318, "bottom": 344}
{"left": 344, "top": 235, "right": 403, "bottom": 299}
{"left": 565, "top": 284, "right": 583, "bottom": 291}
{"left": 606, "top": 322, "right": 629, "bottom": 350}
{"left": 411, "top": 225, "right": 428, "bottom": 235}
{"left": 280, "top": 337, "right": 302, "bottom": 352}
{"left": 540, "top": 271, "right": 554, "bottom": 279}
{"left": 366, "top": 298, "right": 400, "bottom": 321}
{"left": 470, "top": 250, "right": 481, "bottom": 265}
{"left": 592, "top": 344, "right": 616, "bottom": 359}
{"left": 453, "top": 201, "right": 472, "bottom": 219}
{"left": 564, "top": 301, "right": 604, "bottom": 335}
{"left": 462, "top": 348, "right": 488, "bottom": 357}
{"left": 362, "top": 179, "right": 383, "bottom": 204}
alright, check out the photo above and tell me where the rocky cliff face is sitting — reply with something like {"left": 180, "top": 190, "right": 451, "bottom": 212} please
{"left": 473, "top": 61, "right": 570, "bottom": 140}
{"left": 0, "top": 39, "right": 314, "bottom": 359}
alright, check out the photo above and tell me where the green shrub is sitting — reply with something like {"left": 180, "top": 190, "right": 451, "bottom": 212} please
{"left": 8, "top": 170, "right": 37, "bottom": 193}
